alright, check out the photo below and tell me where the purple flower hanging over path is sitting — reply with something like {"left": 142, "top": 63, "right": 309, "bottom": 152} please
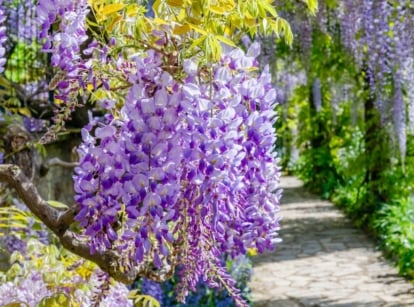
{"left": 73, "top": 43, "right": 281, "bottom": 306}
{"left": 37, "top": 0, "right": 90, "bottom": 105}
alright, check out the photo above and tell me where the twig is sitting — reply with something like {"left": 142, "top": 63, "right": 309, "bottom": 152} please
{"left": 43, "top": 157, "right": 79, "bottom": 169}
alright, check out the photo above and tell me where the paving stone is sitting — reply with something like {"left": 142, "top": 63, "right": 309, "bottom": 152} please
{"left": 253, "top": 300, "right": 300, "bottom": 307}
{"left": 249, "top": 176, "right": 414, "bottom": 306}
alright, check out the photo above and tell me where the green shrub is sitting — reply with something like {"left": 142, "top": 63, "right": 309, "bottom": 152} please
{"left": 375, "top": 199, "right": 414, "bottom": 279}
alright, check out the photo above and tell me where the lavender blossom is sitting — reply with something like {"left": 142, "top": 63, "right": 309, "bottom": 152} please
{"left": 23, "top": 117, "right": 46, "bottom": 133}
{"left": 74, "top": 270, "right": 133, "bottom": 306}
{"left": 74, "top": 43, "right": 281, "bottom": 306}
{"left": 37, "top": 0, "right": 90, "bottom": 103}
{"left": 0, "top": 268, "right": 132, "bottom": 307}
{"left": 393, "top": 73, "right": 406, "bottom": 161}
{"left": 0, "top": 272, "right": 52, "bottom": 307}
{"left": 2, "top": 234, "right": 27, "bottom": 254}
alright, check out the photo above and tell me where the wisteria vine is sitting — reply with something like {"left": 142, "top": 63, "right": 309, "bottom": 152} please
{"left": 36, "top": 0, "right": 92, "bottom": 143}
{"left": 0, "top": 1, "right": 285, "bottom": 305}
{"left": 73, "top": 44, "right": 281, "bottom": 305}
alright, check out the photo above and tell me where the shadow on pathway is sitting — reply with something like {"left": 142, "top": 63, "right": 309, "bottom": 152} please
{"left": 249, "top": 177, "right": 414, "bottom": 307}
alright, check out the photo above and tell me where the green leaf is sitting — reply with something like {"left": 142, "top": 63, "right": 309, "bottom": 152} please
{"left": 189, "top": 35, "right": 207, "bottom": 51}
{"left": 166, "top": 0, "right": 184, "bottom": 8}
{"left": 18, "top": 107, "right": 31, "bottom": 117}
{"left": 189, "top": 24, "right": 208, "bottom": 35}
{"left": 261, "top": 0, "right": 277, "bottom": 18}
{"left": 9, "top": 251, "right": 25, "bottom": 264}
{"left": 173, "top": 24, "right": 191, "bottom": 35}
{"left": 302, "top": 0, "right": 318, "bottom": 14}
{"left": 38, "top": 293, "right": 71, "bottom": 307}
{"left": 0, "top": 222, "right": 28, "bottom": 228}
{"left": 47, "top": 200, "right": 69, "bottom": 209}
{"left": 209, "top": 5, "right": 226, "bottom": 14}
{"left": 206, "top": 35, "right": 222, "bottom": 61}
{"left": 128, "top": 290, "right": 161, "bottom": 307}
{"left": 33, "top": 143, "right": 47, "bottom": 158}
{"left": 0, "top": 76, "right": 10, "bottom": 88}
{"left": 215, "top": 35, "right": 236, "bottom": 47}
{"left": 276, "top": 18, "right": 293, "bottom": 45}
{"left": 101, "top": 3, "right": 127, "bottom": 17}
{"left": 209, "top": 0, "right": 235, "bottom": 14}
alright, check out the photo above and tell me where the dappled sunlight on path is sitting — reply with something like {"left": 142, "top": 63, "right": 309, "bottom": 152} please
{"left": 249, "top": 177, "right": 414, "bottom": 306}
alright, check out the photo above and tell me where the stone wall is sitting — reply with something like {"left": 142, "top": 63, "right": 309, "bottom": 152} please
{"left": 35, "top": 133, "right": 80, "bottom": 205}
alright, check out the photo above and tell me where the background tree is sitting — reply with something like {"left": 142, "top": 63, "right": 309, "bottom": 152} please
{"left": 276, "top": 0, "right": 414, "bottom": 278}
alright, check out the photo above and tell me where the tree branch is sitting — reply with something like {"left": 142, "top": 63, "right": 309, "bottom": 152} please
{"left": 0, "top": 164, "right": 141, "bottom": 284}
{"left": 44, "top": 158, "right": 79, "bottom": 169}
{"left": 0, "top": 164, "right": 67, "bottom": 232}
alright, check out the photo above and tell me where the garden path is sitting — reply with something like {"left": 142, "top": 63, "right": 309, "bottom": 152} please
{"left": 249, "top": 176, "right": 414, "bottom": 307}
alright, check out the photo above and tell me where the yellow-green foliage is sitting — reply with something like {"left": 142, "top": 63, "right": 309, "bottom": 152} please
{"left": 87, "top": 0, "right": 299, "bottom": 62}
{"left": 0, "top": 207, "right": 34, "bottom": 235}
{"left": 1, "top": 239, "right": 160, "bottom": 306}
{"left": 38, "top": 293, "right": 72, "bottom": 307}
{"left": 81, "top": 0, "right": 318, "bottom": 115}
{"left": 2, "top": 240, "right": 96, "bottom": 294}
{"left": 128, "top": 290, "right": 161, "bottom": 307}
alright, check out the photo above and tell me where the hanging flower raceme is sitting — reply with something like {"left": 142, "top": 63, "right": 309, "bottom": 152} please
{"left": 37, "top": 0, "right": 90, "bottom": 101}
{"left": 73, "top": 43, "right": 281, "bottom": 306}
{"left": 0, "top": 0, "right": 7, "bottom": 74}
{"left": 36, "top": 0, "right": 94, "bottom": 144}
{"left": 280, "top": 0, "right": 414, "bottom": 161}
{"left": 37, "top": 0, "right": 89, "bottom": 72}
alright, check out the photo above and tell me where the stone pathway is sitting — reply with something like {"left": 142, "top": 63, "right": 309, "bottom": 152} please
{"left": 250, "top": 176, "right": 414, "bottom": 307}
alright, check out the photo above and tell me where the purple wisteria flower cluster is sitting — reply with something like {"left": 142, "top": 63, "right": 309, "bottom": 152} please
{"left": 6, "top": 0, "right": 38, "bottom": 44}
{"left": 335, "top": 0, "right": 414, "bottom": 159}
{"left": 0, "top": 272, "right": 51, "bottom": 307}
{"left": 0, "top": 0, "right": 6, "bottom": 74}
{"left": 35, "top": 0, "right": 93, "bottom": 143}
{"left": 74, "top": 44, "right": 281, "bottom": 306}
{"left": 0, "top": 269, "right": 133, "bottom": 307}
{"left": 281, "top": 0, "right": 414, "bottom": 160}
{"left": 37, "top": 0, "right": 88, "bottom": 73}
{"left": 37, "top": 0, "right": 90, "bottom": 107}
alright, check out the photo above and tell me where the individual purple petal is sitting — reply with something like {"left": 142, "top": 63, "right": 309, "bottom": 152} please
{"left": 107, "top": 225, "right": 117, "bottom": 241}
{"left": 95, "top": 125, "right": 116, "bottom": 139}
